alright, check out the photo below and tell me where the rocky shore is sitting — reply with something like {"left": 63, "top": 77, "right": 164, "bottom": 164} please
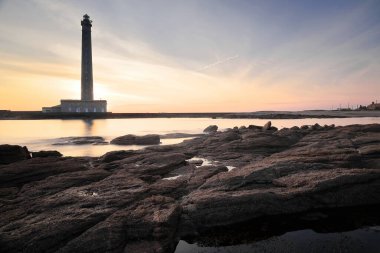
{"left": 0, "top": 123, "right": 379, "bottom": 252}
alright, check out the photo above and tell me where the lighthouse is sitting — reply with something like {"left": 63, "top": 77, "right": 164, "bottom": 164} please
{"left": 81, "top": 14, "right": 94, "bottom": 101}
{"left": 42, "top": 14, "right": 107, "bottom": 114}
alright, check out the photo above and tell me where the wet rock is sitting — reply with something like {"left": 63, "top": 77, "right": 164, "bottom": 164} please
{"left": 53, "top": 136, "right": 107, "bottom": 145}
{"left": 0, "top": 144, "right": 30, "bottom": 165}
{"left": 110, "top": 134, "right": 160, "bottom": 145}
{"left": 31, "top": 150, "right": 63, "bottom": 158}
{"left": 203, "top": 125, "right": 218, "bottom": 133}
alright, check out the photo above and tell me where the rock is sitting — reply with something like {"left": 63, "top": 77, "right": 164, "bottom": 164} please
{"left": 218, "top": 131, "right": 241, "bottom": 142}
{"left": 31, "top": 150, "right": 63, "bottom": 158}
{"left": 203, "top": 125, "right": 218, "bottom": 133}
{"left": 322, "top": 124, "right": 335, "bottom": 130}
{"left": 110, "top": 134, "right": 160, "bottom": 145}
{"left": 0, "top": 144, "right": 30, "bottom": 165}
{"left": 57, "top": 195, "right": 180, "bottom": 253}
{"left": 99, "top": 150, "right": 136, "bottom": 163}
{"left": 160, "top": 133, "right": 203, "bottom": 139}
{"left": 1, "top": 124, "right": 380, "bottom": 252}
{"left": 311, "top": 123, "right": 322, "bottom": 130}
{"left": 358, "top": 144, "right": 380, "bottom": 155}
{"left": 188, "top": 165, "right": 228, "bottom": 191}
{"left": 0, "top": 156, "right": 93, "bottom": 188}
{"left": 53, "top": 136, "right": 107, "bottom": 145}
{"left": 248, "top": 125, "right": 262, "bottom": 130}
{"left": 262, "top": 121, "right": 271, "bottom": 131}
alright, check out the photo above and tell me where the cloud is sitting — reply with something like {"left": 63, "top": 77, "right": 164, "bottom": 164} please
{"left": 1, "top": 0, "right": 380, "bottom": 112}
{"left": 199, "top": 55, "right": 239, "bottom": 71}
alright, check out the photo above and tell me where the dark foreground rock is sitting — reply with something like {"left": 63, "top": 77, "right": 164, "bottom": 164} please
{"left": 111, "top": 134, "right": 160, "bottom": 145}
{"left": 0, "top": 144, "right": 30, "bottom": 165}
{"left": 0, "top": 123, "right": 380, "bottom": 252}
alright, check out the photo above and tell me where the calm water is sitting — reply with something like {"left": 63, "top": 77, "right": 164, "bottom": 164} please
{"left": 175, "top": 205, "right": 380, "bottom": 253}
{"left": 0, "top": 117, "right": 379, "bottom": 157}
{"left": 175, "top": 227, "right": 380, "bottom": 253}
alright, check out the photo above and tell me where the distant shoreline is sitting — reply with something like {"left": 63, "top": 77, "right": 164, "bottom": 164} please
{"left": 0, "top": 110, "right": 379, "bottom": 120}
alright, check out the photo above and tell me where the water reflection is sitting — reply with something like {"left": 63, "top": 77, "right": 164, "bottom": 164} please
{"left": 175, "top": 205, "right": 380, "bottom": 253}
{"left": 83, "top": 119, "right": 94, "bottom": 136}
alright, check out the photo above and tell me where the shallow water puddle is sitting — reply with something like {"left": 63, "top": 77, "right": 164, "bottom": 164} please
{"left": 187, "top": 157, "right": 236, "bottom": 171}
{"left": 162, "top": 175, "right": 183, "bottom": 180}
{"left": 175, "top": 226, "right": 380, "bottom": 253}
{"left": 186, "top": 157, "right": 213, "bottom": 167}
{"left": 77, "top": 190, "right": 99, "bottom": 197}
{"left": 226, "top": 166, "right": 236, "bottom": 171}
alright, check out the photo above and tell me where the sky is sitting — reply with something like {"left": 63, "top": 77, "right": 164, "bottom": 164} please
{"left": 0, "top": 0, "right": 379, "bottom": 112}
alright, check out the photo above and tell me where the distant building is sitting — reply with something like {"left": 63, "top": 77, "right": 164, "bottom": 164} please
{"left": 367, "top": 102, "right": 380, "bottom": 110}
{"left": 42, "top": 14, "right": 107, "bottom": 113}
{"left": 60, "top": 100, "right": 107, "bottom": 113}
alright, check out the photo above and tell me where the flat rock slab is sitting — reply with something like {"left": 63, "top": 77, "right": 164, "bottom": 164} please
{"left": 52, "top": 136, "right": 107, "bottom": 145}
{"left": 0, "top": 124, "right": 379, "bottom": 252}
{"left": 111, "top": 134, "right": 160, "bottom": 145}
{"left": 31, "top": 150, "right": 63, "bottom": 158}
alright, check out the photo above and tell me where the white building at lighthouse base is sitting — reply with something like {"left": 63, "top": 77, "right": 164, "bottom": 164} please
{"left": 42, "top": 99, "right": 107, "bottom": 113}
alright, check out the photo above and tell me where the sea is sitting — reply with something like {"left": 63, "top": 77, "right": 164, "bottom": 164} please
{"left": 0, "top": 117, "right": 379, "bottom": 157}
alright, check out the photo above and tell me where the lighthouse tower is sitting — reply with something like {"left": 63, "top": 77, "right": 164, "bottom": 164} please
{"left": 81, "top": 14, "right": 94, "bottom": 101}
{"left": 42, "top": 14, "right": 107, "bottom": 113}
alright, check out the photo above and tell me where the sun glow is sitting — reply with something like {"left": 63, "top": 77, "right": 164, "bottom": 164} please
{"left": 93, "top": 82, "right": 110, "bottom": 100}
